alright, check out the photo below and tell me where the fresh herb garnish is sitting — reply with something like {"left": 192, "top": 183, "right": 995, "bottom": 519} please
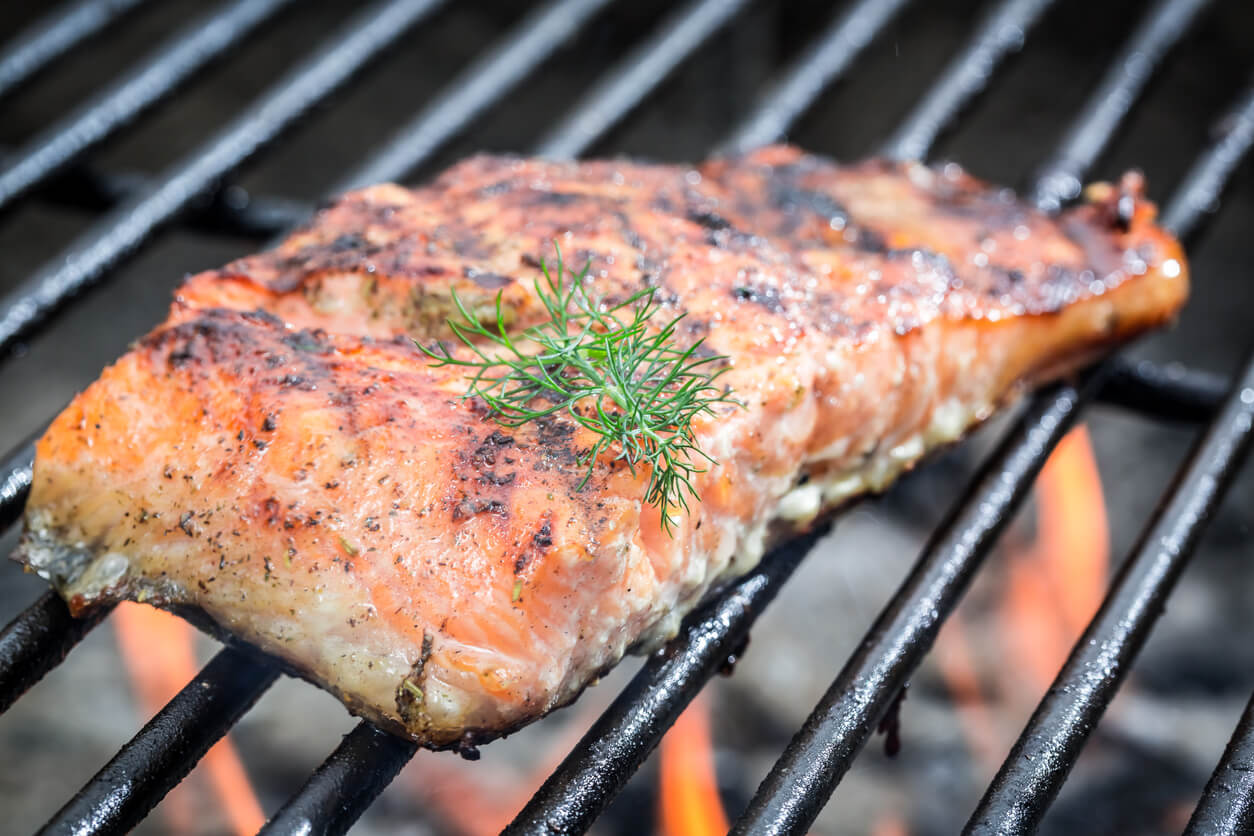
{"left": 419, "top": 246, "right": 737, "bottom": 533}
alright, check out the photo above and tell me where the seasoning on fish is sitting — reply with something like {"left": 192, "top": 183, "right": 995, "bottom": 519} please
{"left": 16, "top": 147, "right": 1188, "bottom": 749}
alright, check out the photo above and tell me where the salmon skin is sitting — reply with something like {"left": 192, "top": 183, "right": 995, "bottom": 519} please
{"left": 16, "top": 147, "right": 1187, "bottom": 749}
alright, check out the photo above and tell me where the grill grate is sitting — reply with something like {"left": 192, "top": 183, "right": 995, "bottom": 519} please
{"left": 968, "top": 351, "right": 1254, "bottom": 831}
{"left": 1187, "top": 689, "right": 1254, "bottom": 834}
{"left": 0, "top": 590, "right": 107, "bottom": 715}
{"left": 0, "top": 0, "right": 149, "bottom": 103}
{"left": 0, "top": 0, "right": 295, "bottom": 214}
{"left": 1160, "top": 77, "right": 1254, "bottom": 238}
{"left": 536, "top": 0, "right": 755, "bottom": 160}
{"left": 1028, "top": 0, "right": 1212, "bottom": 213}
{"left": 0, "top": 1, "right": 1249, "bottom": 834}
{"left": 0, "top": 0, "right": 446, "bottom": 360}
{"left": 880, "top": 0, "right": 1057, "bottom": 162}
{"left": 40, "top": 648, "right": 278, "bottom": 835}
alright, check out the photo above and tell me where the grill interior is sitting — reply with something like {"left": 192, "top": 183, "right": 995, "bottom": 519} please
{"left": 0, "top": 0, "right": 1253, "bottom": 834}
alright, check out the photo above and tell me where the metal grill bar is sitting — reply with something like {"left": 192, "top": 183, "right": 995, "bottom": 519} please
{"left": 1186, "top": 690, "right": 1254, "bottom": 835}
{"left": 881, "top": 0, "right": 1057, "bottom": 161}
{"left": 336, "top": 0, "right": 614, "bottom": 191}
{"left": 0, "top": 432, "right": 36, "bottom": 534}
{"left": 721, "top": 0, "right": 913, "bottom": 154}
{"left": 0, "top": 0, "right": 148, "bottom": 102}
{"left": 27, "top": 159, "right": 311, "bottom": 238}
{"left": 1161, "top": 80, "right": 1254, "bottom": 240}
{"left": 0, "top": 592, "right": 111, "bottom": 715}
{"left": 39, "top": 648, "right": 278, "bottom": 836}
{"left": 1098, "top": 358, "right": 1228, "bottom": 422}
{"left": 534, "top": 0, "right": 751, "bottom": 160}
{"left": 0, "top": 0, "right": 445, "bottom": 364}
{"left": 0, "top": 0, "right": 294, "bottom": 215}
{"left": 1031, "top": 0, "right": 1213, "bottom": 211}
{"left": 966, "top": 353, "right": 1254, "bottom": 833}
{"left": 731, "top": 0, "right": 1214, "bottom": 827}
{"left": 260, "top": 722, "right": 417, "bottom": 834}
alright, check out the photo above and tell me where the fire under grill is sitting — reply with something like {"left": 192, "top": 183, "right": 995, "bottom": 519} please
{"left": 0, "top": 0, "right": 1251, "bottom": 833}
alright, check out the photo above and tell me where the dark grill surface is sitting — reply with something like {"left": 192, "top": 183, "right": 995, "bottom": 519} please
{"left": 0, "top": 1, "right": 1251, "bottom": 834}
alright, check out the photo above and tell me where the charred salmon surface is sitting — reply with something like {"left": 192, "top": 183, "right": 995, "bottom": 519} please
{"left": 16, "top": 147, "right": 1187, "bottom": 748}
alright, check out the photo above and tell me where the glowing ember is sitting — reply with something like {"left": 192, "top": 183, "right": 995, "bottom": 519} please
{"left": 659, "top": 693, "right": 728, "bottom": 836}
{"left": 113, "top": 603, "right": 265, "bottom": 836}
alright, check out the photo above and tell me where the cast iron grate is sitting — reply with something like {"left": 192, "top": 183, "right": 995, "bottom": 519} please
{"left": 0, "top": 0, "right": 1249, "bottom": 834}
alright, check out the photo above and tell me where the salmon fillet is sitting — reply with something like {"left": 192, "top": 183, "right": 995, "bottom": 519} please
{"left": 15, "top": 147, "right": 1187, "bottom": 749}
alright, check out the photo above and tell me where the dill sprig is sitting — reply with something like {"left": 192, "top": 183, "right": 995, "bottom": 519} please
{"left": 419, "top": 246, "right": 737, "bottom": 533}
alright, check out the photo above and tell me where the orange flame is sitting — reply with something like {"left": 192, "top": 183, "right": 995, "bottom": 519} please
{"left": 659, "top": 693, "right": 729, "bottom": 836}
{"left": 1000, "top": 424, "right": 1109, "bottom": 695}
{"left": 869, "top": 812, "right": 910, "bottom": 836}
{"left": 113, "top": 603, "right": 265, "bottom": 836}
{"left": 1028, "top": 424, "right": 1109, "bottom": 635}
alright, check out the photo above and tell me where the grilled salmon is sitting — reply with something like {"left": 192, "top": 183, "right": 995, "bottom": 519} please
{"left": 16, "top": 147, "right": 1187, "bottom": 749}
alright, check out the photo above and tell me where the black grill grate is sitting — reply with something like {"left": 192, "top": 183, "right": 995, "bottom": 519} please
{"left": 0, "top": 1, "right": 1249, "bottom": 834}
{"left": 0, "top": 0, "right": 294, "bottom": 214}
{"left": 536, "top": 0, "right": 755, "bottom": 160}
{"left": 40, "top": 647, "right": 278, "bottom": 836}
{"left": 967, "top": 351, "right": 1254, "bottom": 832}
{"left": 0, "top": 0, "right": 445, "bottom": 360}
{"left": 1028, "top": 0, "right": 1212, "bottom": 213}
{"left": 0, "top": 0, "right": 149, "bottom": 103}
{"left": 1187, "top": 689, "right": 1254, "bottom": 834}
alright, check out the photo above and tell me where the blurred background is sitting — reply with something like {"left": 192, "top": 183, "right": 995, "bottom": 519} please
{"left": 0, "top": 0, "right": 1252, "bottom": 833}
